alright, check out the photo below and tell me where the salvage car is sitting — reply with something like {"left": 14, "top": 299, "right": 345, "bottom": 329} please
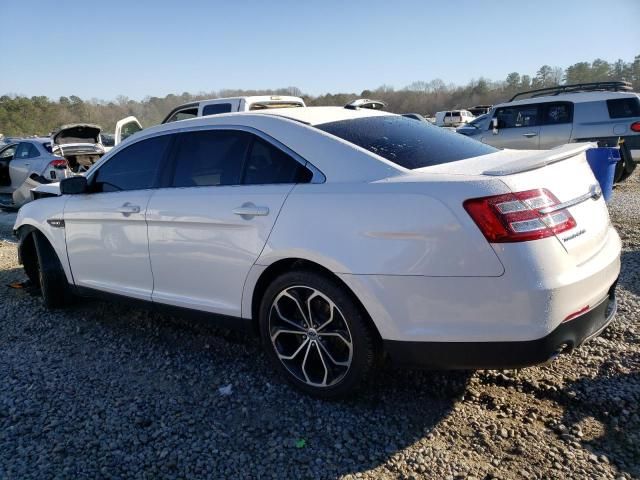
{"left": 51, "top": 118, "right": 141, "bottom": 172}
{"left": 14, "top": 107, "right": 620, "bottom": 398}
{"left": 0, "top": 139, "right": 71, "bottom": 208}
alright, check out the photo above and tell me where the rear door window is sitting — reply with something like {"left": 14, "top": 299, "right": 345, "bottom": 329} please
{"left": 171, "top": 130, "right": 250, "bottom": 187}
{"left": 316, "top": 115, "right": 497, "bottom": 170}
{"left": 607, "top": 97, "right": 640, "bottom": 118}
{"left": 202, "top": 103, "right": 233, "bottom": 116}
{"left": 541, "top": 102, "right": 573, "bottom": 125}
{"left": 242, "top": 137, "right": 312, "bottom": 185}
{"left": 15, "top": 142, "right": 40, "bottom": 159}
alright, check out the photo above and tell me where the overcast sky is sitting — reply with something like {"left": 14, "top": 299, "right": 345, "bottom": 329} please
{"left": 1, "top": 0, "right": 638, "bottom": 100}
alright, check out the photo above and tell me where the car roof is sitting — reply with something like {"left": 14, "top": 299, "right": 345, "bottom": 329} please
{"left": 152, "top": 106, "right": 394, "bottom": 134}
{"left": 255, "top": 106, "right": 392, "bottom": 125}
{"left": 172, "top": 95, "right": 305, "bottom": 110}
{"left": 19, "top": 137, "right": 51, "bottom": 144}
{"left": 498, "top": 90, "right": 639, "bottom": 107}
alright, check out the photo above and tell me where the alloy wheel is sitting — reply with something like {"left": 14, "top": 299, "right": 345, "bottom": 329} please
{"left": 268, "top": 286, "right": 353, "bottom": 388}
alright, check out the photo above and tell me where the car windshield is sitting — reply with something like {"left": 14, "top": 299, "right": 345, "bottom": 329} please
{"left": 468, "top": 114, "right": 489, "bottom": 126}
{"left": 316, "top": 115, "right": 497, "bottom": 169}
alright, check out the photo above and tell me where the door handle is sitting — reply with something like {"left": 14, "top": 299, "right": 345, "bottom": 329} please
{"left": 233, "top": 203, "right": 269, "bottom": 218}
{"left": 522, "top": 132, "right": 538, "bottom": 138}
{"left": 116, "top": 203, "right": 141, "bottom": 215}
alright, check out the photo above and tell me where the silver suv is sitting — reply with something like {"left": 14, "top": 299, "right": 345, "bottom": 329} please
{"left": 458, "top": 82, "right": 639, "bottom": 181}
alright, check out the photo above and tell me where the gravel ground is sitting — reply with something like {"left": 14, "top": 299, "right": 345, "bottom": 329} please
{"left": 0, "top": 174, "right": 638, "bottom": 480}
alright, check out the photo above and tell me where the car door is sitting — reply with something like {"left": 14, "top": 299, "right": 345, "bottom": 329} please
{"left": 114, "top": 116, "right": 143, "bottom": 146}
{"left": 146, "top": 128, "right": 313, "bottom": 317}
{"left": 9, "top": 142, "right": 41, "bottom": 188}
{"left": 0, "top": 144, "right": 17, "bottom": 187}
{"left": 485, "top": 104, "right": 541, "bottom": 149}
{"left": 64, "top": 133, "right": 172, "bottom": 300}
{"left": 538, "top": 102, "right": 574, "bottom": 149}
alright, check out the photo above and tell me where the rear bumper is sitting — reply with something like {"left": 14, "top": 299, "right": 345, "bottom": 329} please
{"left": 384, "top": 286, "right": 617, "bottom": 369}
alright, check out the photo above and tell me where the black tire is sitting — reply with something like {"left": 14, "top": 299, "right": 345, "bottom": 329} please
{"left": 259, "top": 269, "right": 378, "bottom": 398}
{"left": 33, "top": 232, "right": 71, "bottom": 309}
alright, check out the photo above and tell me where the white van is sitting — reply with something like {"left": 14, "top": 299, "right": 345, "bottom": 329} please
{"left": 435, "top": 110, "right": 475, "bottom": 127}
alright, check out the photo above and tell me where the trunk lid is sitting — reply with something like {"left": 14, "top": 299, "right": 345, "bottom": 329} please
{"left": 421, "top": 143, "right": 611, "bottom": 265}
{"left": 51, "top": 124, "right": 102, "bottom": 145}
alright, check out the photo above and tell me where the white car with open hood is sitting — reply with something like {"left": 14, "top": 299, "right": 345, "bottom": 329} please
{"left": 13, "top": 107, "right": 621, "bottom": 398}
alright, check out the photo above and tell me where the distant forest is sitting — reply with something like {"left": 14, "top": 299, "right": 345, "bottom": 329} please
{"left": 1, "top": 54, "right": 638, "bottom": 137}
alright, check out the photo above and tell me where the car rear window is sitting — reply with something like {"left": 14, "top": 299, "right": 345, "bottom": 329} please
{"left": 202, "top": 103, "right": 233, "bottom": 116}
{"left": 43, "top": 142, "right": 52, "bottom": 153}
{"left": 607, "top": 97, "right": 640, "bottom": 118}
{"left": 316, "top": 115, "right": 498, "bottom": 169}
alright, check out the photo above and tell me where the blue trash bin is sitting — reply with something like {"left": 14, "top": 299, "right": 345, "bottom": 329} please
{"left": 585, "top": 147, "right": 620, "bottom": 203}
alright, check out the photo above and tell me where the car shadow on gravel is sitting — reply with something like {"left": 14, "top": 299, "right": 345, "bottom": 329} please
{"left": 557, "top": 361, "right": 640, "bottom": 479}
{"left": 1, "top": 280, "right": 473, "bottom": 478}
{"left": 620, "top": 249, "right": 640, "bottom": 296}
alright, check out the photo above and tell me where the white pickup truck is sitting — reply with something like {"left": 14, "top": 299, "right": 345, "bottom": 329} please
{"left": 111, "top": 95, "right": 306, "bottom": 147}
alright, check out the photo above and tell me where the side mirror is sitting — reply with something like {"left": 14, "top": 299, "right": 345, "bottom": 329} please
{"left": 60, "top": 176, "right": 88, "bottom": 195}
{"left": 492, "top": 118, "right": 499, "bottom": 134}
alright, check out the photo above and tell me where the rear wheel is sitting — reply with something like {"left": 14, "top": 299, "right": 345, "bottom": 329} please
{"left": 33, "top": 232, "right": 71, "bottom": 309}
{"left": 259, "top": 270, "right": 377, "bottom": 398}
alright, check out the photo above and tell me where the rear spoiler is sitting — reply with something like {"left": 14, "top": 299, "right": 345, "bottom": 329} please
{"left": 483, "top": 143, "right": 596, "bottom": 176}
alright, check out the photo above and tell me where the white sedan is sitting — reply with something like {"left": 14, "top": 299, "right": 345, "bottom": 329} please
{"left": 13, "top": 107, "right": 621, "bottom": 398}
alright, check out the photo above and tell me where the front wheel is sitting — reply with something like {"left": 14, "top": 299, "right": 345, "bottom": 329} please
{"left": 259, "top": 270, "right": 378, "bottom": 398}
{"left": 33, "top": 232, "right": 71, "bottom": 309}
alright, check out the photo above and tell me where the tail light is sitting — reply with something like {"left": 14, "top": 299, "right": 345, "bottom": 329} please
{"left": 464, "top": 189, "right": 576, "bottom": 243}
{"left": 631, "top": 121, "right": 640, "bottom": 133}
{"left": 48, "top": 158, "right": 68, "bottom": 169}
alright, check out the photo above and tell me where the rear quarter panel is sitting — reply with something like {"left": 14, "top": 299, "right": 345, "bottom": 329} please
{"left": 258, "top": 178, "right": 508, "bottom": 277}
{"left": 571, "top": 100, "right": 622, "bottom": 140}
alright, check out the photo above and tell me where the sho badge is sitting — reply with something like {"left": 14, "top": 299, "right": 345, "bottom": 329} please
{"left": 563, "top": 228, "right": 586, "bottom": 242}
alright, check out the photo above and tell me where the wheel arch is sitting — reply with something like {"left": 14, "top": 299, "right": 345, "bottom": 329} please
{"left": 15, "top": 223, "right": 73, "bottom": 284}
{"left": 248, "top": 257, "right": 383, "bottom": 346}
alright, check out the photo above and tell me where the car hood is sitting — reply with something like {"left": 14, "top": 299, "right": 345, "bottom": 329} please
{"left": 51, "top": 124, "right": 101, "bottom": 145}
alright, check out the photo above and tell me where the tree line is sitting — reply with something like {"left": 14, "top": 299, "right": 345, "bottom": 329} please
{"left": 1, "top": 55, "right": 638, "bottom": 137}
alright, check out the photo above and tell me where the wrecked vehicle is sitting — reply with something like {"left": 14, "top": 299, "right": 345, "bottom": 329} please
{"left": 50, "top": 124, "right": 104, "bottom": 172}
{"left": 0, "top": 139, "right": 71, "bottom": 208}
{"left": 51, "top": 118, "right": 142, "bottom": 172}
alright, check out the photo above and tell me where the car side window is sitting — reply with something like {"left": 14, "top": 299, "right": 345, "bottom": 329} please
{"left": 607, "top": 97, "right": 640, "bottom": 118}
{"left": 120, "top": 122, "right": 143, "bottom": 142}
{"left": 242, "top": 137, "right": 312, "bottom": 185}
{"left": 494, "top": 105, "right": 539, "bottom": 129}
{"left": 542, "top": 102, "right": 573, "bottom": 125}
{"left": 167, "top": 107, "right": 198, "bottom": 123}
{"left": 171, "top": 130, "right": 250, "bottom": 187}
{"left": 15, "top": 142, "right": 39, "bottom": 159}
{"left": 92, "top": 135, "right": 171, "bottom": 193}
{"left": 202, "top": 103, "right": 233, "bottom": 116}
{"left": 0, "top": 145, "right": 16, "bottom": 159}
